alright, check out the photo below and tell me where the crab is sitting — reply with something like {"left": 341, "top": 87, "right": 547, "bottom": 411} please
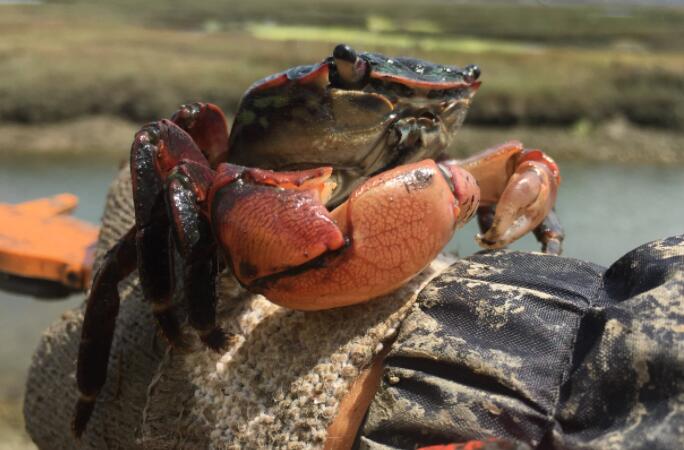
{"left": 72, "top": 44, "right": 564, "bottom": 437}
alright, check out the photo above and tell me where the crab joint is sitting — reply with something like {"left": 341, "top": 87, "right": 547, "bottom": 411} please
{"left": 438, "top": 161, "right": 481, "bottom": 225}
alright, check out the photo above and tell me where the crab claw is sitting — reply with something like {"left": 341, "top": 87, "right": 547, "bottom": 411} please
{"left": 210, "top": 165, "right": 344, "bottom": 285}
{"left": 241, "top": 160, "right": 479, "bottom": 310}
{"left": 476, "top": 150, "right": 560, "bottom": 249}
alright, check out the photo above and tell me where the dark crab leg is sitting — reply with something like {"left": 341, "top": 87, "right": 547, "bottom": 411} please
{"left": 171, "top": 102, "right": 229, "bottom": 168}
{"left": 73, "top": 124, "right": 181, "bottom": 438}
{"left": 476, "top": 205, "right": 496, "bottom": 239}
{"left": 133, "top": 121, "right": 230, "bottom": 349}
{"left": 131, "top": 127, "right": 183, "bottom": 346}
{"left": 73, "top": 227, "right": 137, "bottom": 438}
{"left": 133, "top": 102, "right": 228, "bottom": 341}
{"left": 137, "top": 216, "right": 180, "bottom": 340}
{"left": 73, "top": 120, "right": 224, "bottom": 438}
{"left": 166, "top": 164, "right": 227, "bottom": 351}
{"left": 533, "top": 208, "right": 565, "bottom": 255}
{"left": 73, "top": 125, "right": 183, "bottom": 438}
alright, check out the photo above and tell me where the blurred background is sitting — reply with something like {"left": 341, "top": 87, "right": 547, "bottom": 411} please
{"left": 1, "top": 0, "right": 683, "bottom": 447}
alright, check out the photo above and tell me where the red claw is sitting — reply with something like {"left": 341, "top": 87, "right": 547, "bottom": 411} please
{"left": 210, "top": 167, "right": 344, "bottom": 284}
{"left": 216, "top": 159, "right": 480, "bottom": 310}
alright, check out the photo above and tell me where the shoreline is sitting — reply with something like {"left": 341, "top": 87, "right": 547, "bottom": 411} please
{"left": 1, "top": 116, "right": 682, "bottom": 165}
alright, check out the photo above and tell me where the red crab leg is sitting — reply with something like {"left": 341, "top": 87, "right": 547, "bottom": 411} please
{"left": 171, "top": 102, "right": 230, "bottom": 168}
{"left": 212, "top": 159, "right": 480, "bottom": 310}
{"left": 131, "top": 121, "right": 210, "bottom": 348}
{"left": 456, "top": 141, "right": 562, "bottom": 253}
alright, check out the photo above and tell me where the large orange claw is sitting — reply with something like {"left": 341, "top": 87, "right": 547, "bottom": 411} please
{"left": 215, "top": 160, "right": 480, "bottom": 310}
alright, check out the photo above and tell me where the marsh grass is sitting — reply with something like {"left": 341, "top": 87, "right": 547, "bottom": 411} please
{"left": 0, "top": 1, "right": 682, "bottom": 161}
{"left": 3, "top": 115, "right": 681, "bottom": 165}
{"left": 2, "top": 1, "right": 683, "bottom": 129}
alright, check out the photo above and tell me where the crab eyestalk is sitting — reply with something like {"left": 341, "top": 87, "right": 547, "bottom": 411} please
{"left": 333, "top": 43, "right": 368, "bottom": 87}
{"left": 463, "top": 64, "right": 481, "bottom": 84}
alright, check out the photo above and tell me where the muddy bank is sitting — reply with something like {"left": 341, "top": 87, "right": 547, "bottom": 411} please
{"left": 0, "top": 117, "right": 137, "bottom": 159}
{"left": 3, "top": 3, "right": 684, "bottom": 130}
{"left": 1, "top": 116, "right": 682, "bottom": 165}
{"left": 453, "top": 119, "right": 684, "bottom": 165}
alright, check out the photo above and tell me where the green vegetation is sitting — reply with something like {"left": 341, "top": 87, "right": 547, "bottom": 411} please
{"left": 53, "top": 0, "right": 684, "bottom": 51}
{"left": 0, "top": 1, "right": 682, "bottom": 161}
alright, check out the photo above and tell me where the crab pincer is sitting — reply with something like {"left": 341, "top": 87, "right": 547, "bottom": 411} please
{"left": 458, "top": 141, "right": 563, "bottom": 253}
{"left": 214, "top": 159, "right": 480, "bottom": 310}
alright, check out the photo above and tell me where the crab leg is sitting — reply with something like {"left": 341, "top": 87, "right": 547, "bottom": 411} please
{"left": 171, "top": 102, "right": 229, "bottom": 168}
{"left": 73, "top": 121, "right": 228, "bottom": 438}
{"left": 134, "top": 122, "right": 232, "bottom": 349}
{"left": 457, "top": 141, "right": 561, "bottom": 253}
{"left": 131, "top": 126, "right": 185, "bottom": 347}
{"left": 213, "top": 159, "right": 479, "bottom": 310}
{"left": 72, "top": 228, "right": 137, "bottom": 437}
{"left": 73, "top": 126, "right": 187, "bottom": 437}
{"left": 166, "top": 164, "right": 226, "bottom": 351}
{"left": 533, "top": 208, "right": 565, "bottom": 255}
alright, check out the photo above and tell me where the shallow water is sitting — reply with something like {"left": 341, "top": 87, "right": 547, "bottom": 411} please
{"left": 0, "top": 156, "right": 119, "bottom": 376}
{"left": 449, "top": 162, "right": 684, "bottom": 265}
{"left": 0, "top": 155, "right": 683, "bottom": 443}
{"left": 0, "top": 156, "right": 119, "bottom": 446}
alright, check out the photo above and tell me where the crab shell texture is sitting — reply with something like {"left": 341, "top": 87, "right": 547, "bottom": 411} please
{"left": 228, "top": 50, "right": 481, "bottom": 206}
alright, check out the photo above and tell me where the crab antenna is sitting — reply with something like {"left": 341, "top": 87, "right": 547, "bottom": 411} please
{"left": 333, "top": 43, "right": 367, "bottom": 85}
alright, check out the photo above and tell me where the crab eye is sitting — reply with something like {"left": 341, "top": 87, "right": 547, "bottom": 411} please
{"left": 463, "top": 64, "right": 481, "bottom": 83}
{"left": 332, "top": 43, "right": 368, "bottom": 88}
{"left": 333, "top": 44, "right": 357, "bottom": 63}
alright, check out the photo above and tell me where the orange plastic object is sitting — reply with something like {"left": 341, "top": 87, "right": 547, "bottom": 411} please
{"left": 0, "top": 194, "right": 99, "bottom": 297}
